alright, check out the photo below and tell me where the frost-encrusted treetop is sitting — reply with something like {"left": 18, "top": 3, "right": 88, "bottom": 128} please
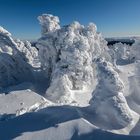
{"left": 38, "top": 14, "right": 60, "bottom": 36}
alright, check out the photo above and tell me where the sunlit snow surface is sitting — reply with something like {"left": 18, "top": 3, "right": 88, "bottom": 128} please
{"left": 0, "top": 14, "right": 140, "bottom": 140}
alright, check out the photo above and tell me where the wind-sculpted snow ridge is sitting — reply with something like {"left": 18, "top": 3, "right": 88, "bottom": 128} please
{"left": 37, "top": 14, "right": 110, "bottom": 103}
{"left": 89, "top": 58, "right": 139, "bottom": 130}
{"left": 0, "top": 26, "right": 38, "bottom": 89}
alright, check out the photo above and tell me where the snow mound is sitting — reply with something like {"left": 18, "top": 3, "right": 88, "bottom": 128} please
{"left": 0, "top": 88, "right": 47, "bottom": 121}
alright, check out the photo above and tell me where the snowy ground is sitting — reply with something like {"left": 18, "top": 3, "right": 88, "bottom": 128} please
{"left": 0, "top": 105, "right": 140, "bottom": 140}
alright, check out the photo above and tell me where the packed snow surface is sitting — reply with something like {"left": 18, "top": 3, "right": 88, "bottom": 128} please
{"left": 0, "top": 14, "right": 140, "bottom": 140}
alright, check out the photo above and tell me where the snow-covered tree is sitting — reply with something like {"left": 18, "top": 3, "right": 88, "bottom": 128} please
{"left": 0, "top": 26, "right": 38, "bottom": 89}
{"left": 89, "top": 58, "right": 134, "bottom": 128}
{"left": 37, "top": 14, "right": 109, "bottom": 103}
{"left": 108, "top": 39, "right": 140, "bottom": 66}
{"left": 15, "top": 39, "right": 38, "bottom": 66}
{"left": 108, "top": 42, "right": 132, "bottom": 66}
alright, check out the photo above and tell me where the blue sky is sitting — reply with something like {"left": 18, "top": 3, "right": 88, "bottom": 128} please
{"left": 0, "top": 0, "right": 140, "bottom": 39}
